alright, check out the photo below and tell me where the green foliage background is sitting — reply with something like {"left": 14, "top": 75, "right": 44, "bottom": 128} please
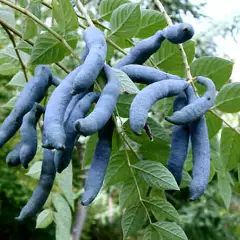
{"left": 0, "top": 0, "right": 239, "bottom": 239}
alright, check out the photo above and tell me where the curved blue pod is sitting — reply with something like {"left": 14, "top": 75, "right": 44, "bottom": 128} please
{"left": 72, "top": 27, "right": 107, "bottom": 94}
{"left": 115, "top": 31, "right": 165, "bottom": 68}
{"left": 130, "top": 79, "right": 189, "bottom": 135}
{"left": 0, "top": 65, "right": 52, "bottom": 148}
{"left": 6, "top": 142, "right": 22, "bottom": 167}
{"left": 74, "top": 64, "right": 120, "bottom": 136}
{"left": 43, "top": 65, "right": 87, "bottom": 150}
{"left": 54, "top": 92, "right": 100, "bottom": 173}
{"left": 166, "top": 76, "right": 216, "bottom": 125}
{"left": 120, "top": 64, "right": 183, "bottom": 84}
{"left": 81, "top": 118, "right": 114, "bottom": 206}
{"left": 51, "top": 76, "right": 62, "bottom": 86}
{"left": 19, "top": 103, "right": 44, "bottom": 169}
{"left": 16, "top": 147, "right": 56, "bottom": 221}
{"left": 185, "top": 86, "right": 210, "bottom": 200}
{"left": 167, "top": 92, "right": 189, "bottom": 185}
{"left": 162, "top": 23, "right": 194, "bottom": 44}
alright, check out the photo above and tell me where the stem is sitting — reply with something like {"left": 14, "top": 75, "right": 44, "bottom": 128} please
{"left": 2, "top": 25, "right": 28, "bottom": 81}
{"left": 76, "top": 0, "right": 94, "bottom": 27}
{"left": 210, "top": 109, "right": 240, "bottom": 136}
{"left": 123, "top": 146, "right": 152, "bottom": 224}
{"left": 0, "top": 0, "right": 81, "bottom": 62}
{"left": 153, "top": 0, "right": 195, "bottom": 88}
{"left": 0, "top": 18, "right": 70, "bottom": 74}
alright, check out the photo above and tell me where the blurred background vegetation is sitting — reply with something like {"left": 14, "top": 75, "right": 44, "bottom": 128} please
{"left": 0, "top": 0, "right": 240, "bottom": 239}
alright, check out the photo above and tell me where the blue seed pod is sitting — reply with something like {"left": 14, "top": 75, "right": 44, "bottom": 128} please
{"left": 72, "top": 27, "right": 107, "bottom": 94}
{"left": 162, "top": 23, "right": 194, "bottom": 44}
{"left": 43, "top": 65, "right": 87, "bottom": 150}
{"left": 51, "top": 76, "right": 62, "bottom": 86}
{"left": 0, "top": 65, "right": 52, "bottom": 148}
{"left": 6, "top": 142, "right": 22, "bottom": 167}
{"left": 120, "top": 64, "right": 183, "bottom": 84}
{"left": 54, "top": 92, "right": 100, "bottom": 173}
{"left": 115, "top": 31, "right": 165, "bottom": 68}
{"left": 186, "top": 86, "right": 210, "bottom": 200}
{"left": 165, "top": 76, "right": 216, "bottom": 125}
{"left": 81, "top": 118, "right": 114, "bottom": 206}
{"left": 19, "top": 103, "right": 44, "bottom": 169}
{"left": 130, "top": 79, "right": 189, "bottom": 135}
{"left": 74, "top": 64, "right": 120, "bottom": 136}
{"left": 16, "top": 147, "right": 56, "bottom": 221}
{"left": 167, "top": 92, "right": 189, "bottom": 185}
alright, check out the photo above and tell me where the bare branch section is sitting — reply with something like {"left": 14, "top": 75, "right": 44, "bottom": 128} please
{"left": 76, "top": 0, "right": 94, "bottom": 27}
{"left": 153, "top": 0, "right": 194, "bottom": 83}
{"left": 2, "top": 25, "right": 28, "bottom": 81}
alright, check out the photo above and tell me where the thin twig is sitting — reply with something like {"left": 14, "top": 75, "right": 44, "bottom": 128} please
{"left": 210, "top": 109, "right": 240, "bottom": 136}
{"left": 123, "top": 146, "right": 152, "bottom": 224}
{"left": 2, "top": 25, "right": 28, "bottom": 81}
{"left": 0, "top": 18, "right": 70, "bottom": 74}
{"left": 0, "top": 0, "right": 81, "bottom": 62}
{"left": 153, "top": 0, "right": 195, "bottom": 86}
{"left": 76, "top": 0, "right": 94, "bottom": 27}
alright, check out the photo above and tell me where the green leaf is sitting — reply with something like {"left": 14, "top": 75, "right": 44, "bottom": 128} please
{"left": 180, "top": 171, "right": 192, "bottom": 188}
{"left": 104, "top": 151, "right": 137, "bottom": 187}
{"left": 28, "top": 0, "right": 41, "bottom": 18}
{"left": 23, "top": 19, "right": 38, "bottom": 40}
{"left": 108, "top": 35, "right": 132, "bottom": 49}
{"left": 152, "top": 222, "right": 188, "bottom": 240}
{"left": 53, "top": 193, "right": 72, "bottom": 240}
{"left": 136, "top": 9, "right": 167, "bottom": 38}
{"left": 0, "top": 63, "right": 19, "bottom": 76}
{"left": 52, "top": 0, "right": 78, "bottom": 34}
{"left": 132, "top": 160, "right": 179, "bottom": 190}
{"left": 17, "top": 41, "right": 33, "bottom": 55}
{"left": 143, "top": 199, "right": 179, "bottom": 222}
{"left": 238, "top": 164, "right": 240, "bottom": 183}
{"left": 56, "top": 162, "right": 74, "bottom": 210}
{"left": 214, "top": 82, "right": 240, "bottom": 113}
{"left": 0, "top": 5, "right": 15, "bottom": 27}
{"left": 139, "top": 140, "right": 170, "bottom": 165}
{"left": 209, "top": 160, "right": 216, "bottom": 182}
{"left": 150, "top": 188, "right": 165, "bottom": 200}
{"left": 99, "top": 0, "right": 129, "bottom": 21}
{"left": 36, "top": 209, "right": 54, "bottom": 229}
{"left": 218, "top": 174, "right": 232, "bottom": 209}
{"left": 26, "top": 161, "right": 42, "bottom": 180}
{"left": 113, "top": 68, "right": 139, "bottom": 94}
{"left": 116, "top": 94, "right": 135, "bottom": 118}
{"left": 7, "top": 71, "right": 28, "bottom": 87}
{"left": 0, "top": 46, "right": 29, "bottom": 65}
{"left": 124, "top": 118, "right": 170, "bottom": 145}
{"left": 122, "top": 203, "right": 146, "bottom": 239}
{"left": 119, "top": 177, "right": 148, "bottom": 209}
{"left": 19, "top": 0, "right": 28, "bottom": 7}
{"left": 144, "top": 225, "right": 163, "bottom": 240}
{"left": 106, "top": 42, "right": 114, "bottom": 61}
{"left": 110, "top": 3, "right": 141, "bottom": 38}
{"left": 190, "top": 56, "right": 233, "bottom": 90}
{"left": 29, "top": 31, "right": 78, "bottom": 64}
{"left": 152, "top": 40, "right": 195, "bottom": 77}
{"left": 2, "top": 95, "right": 18, "bottom": 108}
{"left": 82, "top": 133, "right": 98, "bottom": 168}
{"left": 220, "top": 127, "right": 240, "bottom": 171}
{"left": 205, "top": 111, "right": 222, "bottom": 138}
{"left": 0, "top": 28, "right": 9, "bottom": 47}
